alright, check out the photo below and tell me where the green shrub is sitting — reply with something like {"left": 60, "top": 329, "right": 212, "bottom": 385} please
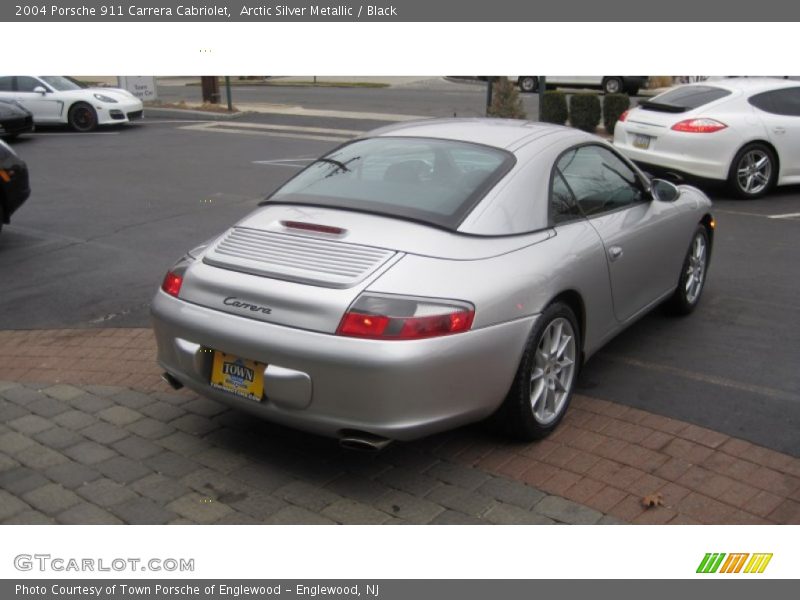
{"left": 540, "top": 90, "right": 567, "bottom": 125}
{"left": 487, "top": 77, "right": 527, "bottom": 119}
{"left": 603, "top": 93, "right": 630, "bottom": 135}
{"left": 569, "top": 93, "right": 601, "bottom": 133}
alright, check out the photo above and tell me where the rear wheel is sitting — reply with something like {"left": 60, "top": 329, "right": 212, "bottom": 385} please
{"left": 603, "top": 77, "right": 623, "bottom": 94}
{"left": 518, "top": 76, "right": 538, "bottom": 93}
{"left": 492, "top": 302, "right": 580, "bottom": 440}
{"left": 728, "top": 143, "right": 776, "bottom": 199}
{"left": 667, "top": 225, "right": 709, "bottom": 315}
{"left": 68, "top": 102, "right": 98, "bottom": 132}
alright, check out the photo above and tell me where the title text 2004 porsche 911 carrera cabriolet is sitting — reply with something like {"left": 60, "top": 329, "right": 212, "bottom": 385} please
{"left": 151, "top": 119, "right": 714, "bottom": 450}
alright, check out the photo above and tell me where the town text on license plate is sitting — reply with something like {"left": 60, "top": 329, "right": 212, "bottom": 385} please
{"left": 210, "top": 351, "right": 265, "bottom": 402}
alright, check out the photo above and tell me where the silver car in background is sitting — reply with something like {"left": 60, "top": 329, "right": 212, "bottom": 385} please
{"left": 151, "top": 119, "right": 714, "bottom": 449}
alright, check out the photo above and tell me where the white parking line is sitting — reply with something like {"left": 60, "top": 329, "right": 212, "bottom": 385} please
{"left": 179, "top": 122, "right": 354, "bottom": 143}
{"left": 767, "top": 212, "right": 800, "bottom": 219}
{"left": 716, "top": 209, "right": 800, "bottom": 220}
{"left": 178, "top": 121, "right": 362, "bottom": 143}
{"left": 202, "top": 121, "right": 363, "bottom": 136}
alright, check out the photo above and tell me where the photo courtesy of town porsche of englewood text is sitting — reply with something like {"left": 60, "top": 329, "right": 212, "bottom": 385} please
{"left": 2, "top": 74, "right": 798, "bottom": 529}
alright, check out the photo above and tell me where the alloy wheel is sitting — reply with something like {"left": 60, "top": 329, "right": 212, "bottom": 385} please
{"left": 684, "top": 233, "right": 707, "bottom": 305}
{"left": 530, "top": 317, "right": 576, "bottom": 425}
{"left": 736, "top": 149, "right": 772, "bottom": 195}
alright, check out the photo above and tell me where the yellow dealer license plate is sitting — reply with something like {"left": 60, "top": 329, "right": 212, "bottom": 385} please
{"left": 633, "top": 134, "right": 653, "bottom": 150}
{"left": 210, "top": 351, "right": 265, "bottom": 402}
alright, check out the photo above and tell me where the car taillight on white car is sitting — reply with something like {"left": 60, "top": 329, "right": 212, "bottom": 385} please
{"left": 337, "top": 293, "right": 475, "bottom": 340}
{"left": 671, "top": 118, "right": 728, "bottom": 133}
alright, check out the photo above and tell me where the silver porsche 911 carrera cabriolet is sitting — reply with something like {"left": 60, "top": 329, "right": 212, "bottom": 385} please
{"left": 151, "top": 119, "right": 714, "bottom": 449}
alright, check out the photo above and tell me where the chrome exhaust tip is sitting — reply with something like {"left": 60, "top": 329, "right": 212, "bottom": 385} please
{"left": 161, "top": 372, "right": 184, "bottom": 390}
{"left": 339, "top": 431, "right": 392, "bottom": 452}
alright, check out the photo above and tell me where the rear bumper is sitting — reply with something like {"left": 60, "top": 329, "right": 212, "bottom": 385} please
{"left": 151, "top": 290, "right": 536, "bottom": 441}
{"left": 614, "top": 121, "right": 737, "bottom": 181}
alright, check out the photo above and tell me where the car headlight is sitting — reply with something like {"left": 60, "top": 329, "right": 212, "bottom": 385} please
{"left": 93, "top": 93, "right": 118, "bottom": 103}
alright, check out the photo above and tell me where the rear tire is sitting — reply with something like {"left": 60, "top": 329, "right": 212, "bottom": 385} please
{"left": 666, "top": 225, "right": 709, "bottom": 315}
{"left": 491, "top": 302, "right": 580, "bottom": 441}
{"left": 727, "top": 143, "right": 777, "bottom": 199}
{"left": 603, "top": 77, "right": 623, "bottom": 94}
{"left": 68, "top": 102, "right": 98, "bottom": 132}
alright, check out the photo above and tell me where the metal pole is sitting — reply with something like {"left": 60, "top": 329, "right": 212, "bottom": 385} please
{"left": 225, "top": 76, "right": 233, "bottom": 112}
{"left": 538, "top": 76, "right": 546, "bottom": 121}
{"left": 485, "top": 77, "right": 494, "bottom": 116}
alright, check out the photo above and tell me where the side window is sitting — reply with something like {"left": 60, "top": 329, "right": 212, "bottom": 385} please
{"left": 0, "top": 77, "right": 13, "bottom": 92}
{"left": 16, "top": 77, "right": 44, "bottom": 92}
{"left": 749, "top": 88, "right": 800, "bottom": 117}
{"left": 550, "top": 170, "right": 581, "bottom": 224}
{"left": 557, "top": 145, "right": 644, "bottom": 216}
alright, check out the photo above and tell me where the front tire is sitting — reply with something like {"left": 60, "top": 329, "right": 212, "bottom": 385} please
{"left": 68, "top": 102, "right": 98, "bottom": 132}
{"left": 728, "top": 143, "right": 776, "bottom": 199}
{"left": 492, "top": 302, "right": 580, "bottom": 440}
{"left": 667, "top": 225, "right": 709, "bottom": 315}
{"left": 518, "top": 76, "right": 538, "bottom": 93}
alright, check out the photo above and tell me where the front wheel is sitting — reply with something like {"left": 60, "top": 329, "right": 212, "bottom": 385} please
{"left": 667, "top": 225, "right": 710, "bottom": 315}
{"left": 728, "top": 143, "right": 777, "bottom": 199}
{"left": 518, "top": 76, "right": 538, "bottom": 93}
{"left": 492, "top": 302, "right": 580, "bottom": 440}
{"left": 68, "top": 102, "right": 98, "bottom": 132}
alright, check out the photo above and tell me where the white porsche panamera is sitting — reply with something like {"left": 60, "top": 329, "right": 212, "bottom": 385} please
{"left": 0, "top": 76, "right": 144, "bottom": 132}
{"left": 614, "top": 78, "right": 800, "bottom": 198}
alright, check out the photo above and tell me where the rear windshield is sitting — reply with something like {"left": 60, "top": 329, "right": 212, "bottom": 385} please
{"left": 266, "top": 136, "right": 515, "bottom": 229}
{"left": 641, "top": 85, "right": 731, "bottom": 113}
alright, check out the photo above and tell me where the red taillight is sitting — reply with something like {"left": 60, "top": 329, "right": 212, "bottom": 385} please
{"left": 338, "top": 310, "right": 474, "bottom": 340}
{"left": 671, "top": 118, "right": 727, "bottom": 133}
{"left": 618, "top": 110, "right": 629, "bottom": 122}
{"left": 337, "top": 295, "right": 475, "bottom": 340}
{"left": 338, "top": 313, "right": 391, "bottom": 337}
{"left": 161, "top": 272, "right": 183, "bottom": 297}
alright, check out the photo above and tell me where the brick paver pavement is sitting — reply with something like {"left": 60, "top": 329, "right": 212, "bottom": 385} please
{"left": 1, "top": 328, "right": 798, "bottom": 525}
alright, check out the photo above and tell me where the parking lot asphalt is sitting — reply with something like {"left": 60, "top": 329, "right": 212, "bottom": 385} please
{"left": 1, "top": 108, "right": 799, "bottom": 525}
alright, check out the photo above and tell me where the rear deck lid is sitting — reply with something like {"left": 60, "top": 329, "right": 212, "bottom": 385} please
{"left": 204, "top": 226, "right": 395, "bottom": 289}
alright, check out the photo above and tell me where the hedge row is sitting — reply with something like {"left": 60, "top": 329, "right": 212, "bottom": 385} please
{"left": 540, "top": 91, "right": 630, "bottom": 134}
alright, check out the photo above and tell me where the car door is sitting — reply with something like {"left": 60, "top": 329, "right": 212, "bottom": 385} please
{"left": 12, "top": 77, "right": 64, "bottom": 123}
{"left": 748, "top": 86, "right": 800, "bottom": 179}
{"left": 557, "top": 144, "right": 687, "bottom": 323}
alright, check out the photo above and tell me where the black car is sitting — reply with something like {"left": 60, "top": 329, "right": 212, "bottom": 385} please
{"left": 0, "top": 99, "right": 34, "bottom": 140}
{"left": 0, "top": 139, "right": 30, "bottom": 235}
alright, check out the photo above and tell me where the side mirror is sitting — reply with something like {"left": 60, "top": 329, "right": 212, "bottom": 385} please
{"left": 33, "top": 86, "right": 47, "bottom": 95}
{"left": 651, "top": 178, "right": 681, "bottom": 202}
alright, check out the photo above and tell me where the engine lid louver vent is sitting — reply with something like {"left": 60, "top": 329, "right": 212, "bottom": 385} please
{"left": 203, "top": 227, "right": 396, "bottom": 288}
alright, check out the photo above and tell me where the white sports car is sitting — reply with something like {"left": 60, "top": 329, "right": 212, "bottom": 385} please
{"left": 613, "top": 77, "right": 800, "bottom": 198}
{"left": 0, "top": 76, "right": 143, "bottom": 132}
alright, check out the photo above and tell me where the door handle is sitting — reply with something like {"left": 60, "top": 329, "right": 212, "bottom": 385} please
{"left": 608, "top": 246, "right": 623, "bottom": 261}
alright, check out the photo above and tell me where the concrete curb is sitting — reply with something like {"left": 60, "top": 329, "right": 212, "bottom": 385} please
{"left": 143, "top": 107, "right": 247, "bottom": 121}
